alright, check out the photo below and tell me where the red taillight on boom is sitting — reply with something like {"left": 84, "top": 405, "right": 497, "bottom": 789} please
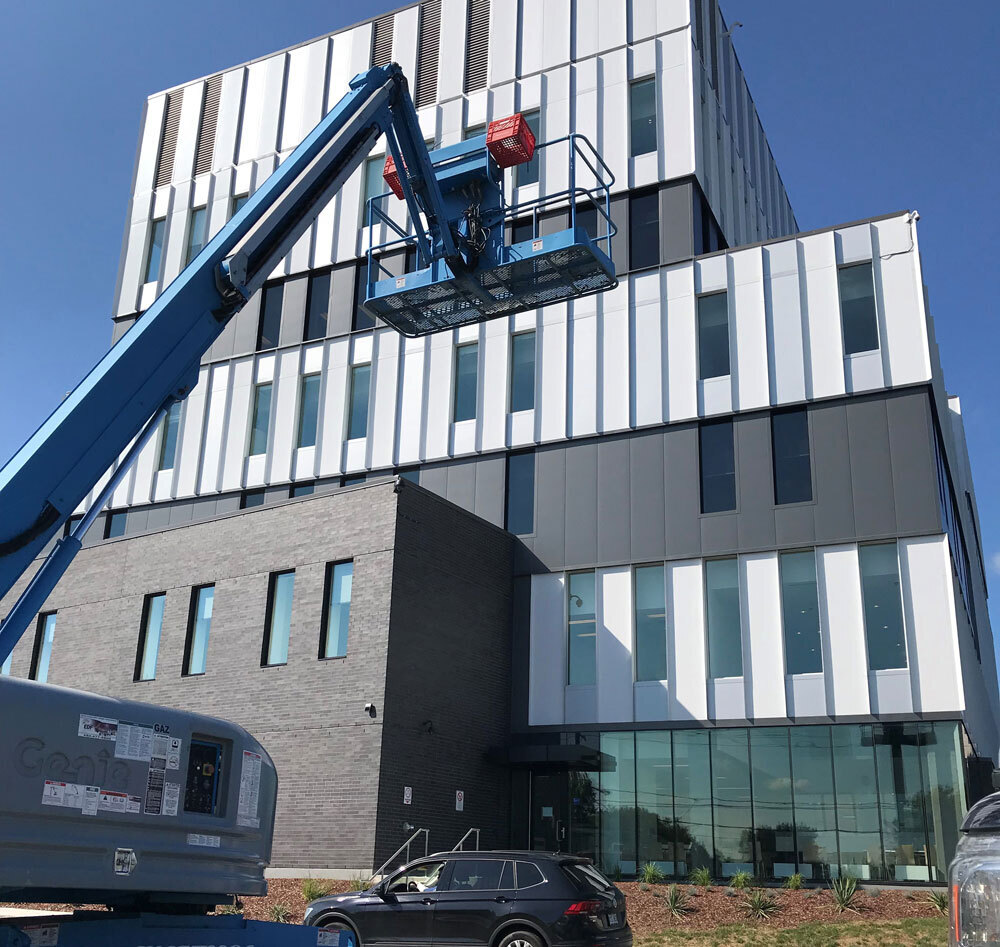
{"left": 382, "top": 154, "right": 405, "bottom": 200}
{"left": 486, "top": 113, "right": 536, "bottom": 168}
{"left": 564, "top": 900, "right": 602, "bottom": 916}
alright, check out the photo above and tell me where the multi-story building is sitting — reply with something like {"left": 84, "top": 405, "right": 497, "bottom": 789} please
{"left": 3, "top": 0, "right": 997, "bottom": 886}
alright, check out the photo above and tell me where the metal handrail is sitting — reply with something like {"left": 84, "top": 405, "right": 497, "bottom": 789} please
{"left": 451, "top": 828, "right": 481, "bottom": 852}
{"left": 371, "top": 826, "right": 429, "bottom": 881}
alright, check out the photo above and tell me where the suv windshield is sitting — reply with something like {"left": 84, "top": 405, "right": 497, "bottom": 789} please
{"left": 562, "top": 862, "right": 615, "bottom": 892}
{"left": 387, "top": 861, "right": 446, "bottom": 894}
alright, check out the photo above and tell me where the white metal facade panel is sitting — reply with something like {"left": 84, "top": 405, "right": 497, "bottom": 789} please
{"left": 268, "top": 350, "right": 301, "bottom": 484}
{"left": 370, "top": 330, "right": 401, "bottom": 469}
{"left": 799, "top": 233, "right": 846, "bottom": 400}
{"left": 198, "top": 363, "right": 231, "bottom": 493}
{"left": 539, "top": 305, "right": 568, "bottom": 442}
{"left": 596, "top": 567, "right": 634, "bottom": 723}
{"left": 668, "top": 559, "right": 707, "bottom": 720}
{"left": 529, "top": 572, "right": 566, "bottom": 726}
{"left": 175, "top": 368, "right": 209, "bottom": 498}
{"left": 741, "top": 552, "right": 785, "bottom": 720}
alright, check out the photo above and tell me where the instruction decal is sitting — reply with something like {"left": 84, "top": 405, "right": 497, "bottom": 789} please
{"left": 115, "top": 721, "right": 153, "bottom": 761}
{"left": 42, "top": 780, "right": 99, "bottom": 815}
{"left": 114, "top": 848, "right": 137, "bottom": 876}
{"left": 98, "top": 790, "right": 129, "bottom": 814}
{"left": 18, "top": 924, "right": 59, "bottom": 946}
{"left": 237, "top": 750, "right": 262, "bottom": 828}
{"left": 187, "top": 833, "right": 221, "bottom": 848}
{"left": 163, "top": 781, "right": 180, "bottom": 817}
{"left": 78, "top": 714, "right": 118, "bottom": 741}
{"left": 143, "top": 757, "right": 166, "bottom": 815}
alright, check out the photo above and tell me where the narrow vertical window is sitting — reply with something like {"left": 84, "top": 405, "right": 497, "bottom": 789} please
{"left": 144, "top": 218, "right": 166, "bottom": 283}
{"left": 463, "top": 123, "right": 486, "bottom": 141}
{"left": 304, "top": 272, "right": 331, "bottom": 341}
{"left": 262, "top": 570, "right": 295, "bottom": 667}
{"left": 860, "top": 542, "right": 907, "bottom": 670}
{"left": 364, "top": 156, "right": 386, "bottom": 210}
{"left": 699, "top": 419, "right": 736, "bottom": 513}
{"left": 509, "top": 331, "right": 536, "bottom": 412}
{"left": 629, "top": 78, "right": 657, "bottom": 157}
{"left": 248, "top": 382, "right": 272, "bottom": 456}
{"left": 231, "top": 193, "right": 249, "bottom": 218}
{"left": 634, "top": 565, "right": 667, "bottom": 682}
{"left": 104, "top": 510, "right": 127, "bottom": 539}
{"left": 514, "top": 110, "right": 541, "bottom": 188}
{"left": 505, "top": 452, "right": 535, "bottom": 535}
{"left": 135, "top": 593, "right": 166, "bottom": 682}
{"left": 184, "top": 585, "right": 215, "bottom": 676}
{"left": 1, "top": 652, "right": 11, "bottom": 676}
{"left": 697, "top": 292, "right": 730, "bottom": 378}
{"left": 567, "top": 572, "right": 596, "bottom": 686}
{"left": 705, "top": 558, "right": 741, "bottom": 678}
{"left": 30, "top": 612, "right": 57, "bottom": 683}
{"left": 771, "top": 408, "right": 812, "bottom": 504}
{"left": 839, "top": 262, "right": 879, "bottom": 355}
{"left": 628, "top": 189, "right": 660, "bottom": 270}
{"left": 321, "top": 562, "right": 353, "bottom": 659}
{"left": 157, "top": 401, "right": 182, "bottom": 471}
{"left": 296, "top": 374, "right": 321, "bottom": 449}
{"left": 780, "top": 550, "right": 822, "bottom": 674}
{"left": 257, "top": 284, "right": 283, "bottom": 351}
{"left": 185, "top": 206, "right": 208, "bottom": 265}
{"left": 348, "top": 364, "right": 372, "bottom": 439}
{"left": 453, "top": 342, "right": 479, "bottom": 422}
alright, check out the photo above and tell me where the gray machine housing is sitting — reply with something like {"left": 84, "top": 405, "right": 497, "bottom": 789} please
{"left": 0, "top": 677, "right": 277, "bottom": 907}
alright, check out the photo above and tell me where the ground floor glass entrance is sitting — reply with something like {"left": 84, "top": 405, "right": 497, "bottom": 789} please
{"left": 525, "top": 723, "right": 966, "bottom": 883}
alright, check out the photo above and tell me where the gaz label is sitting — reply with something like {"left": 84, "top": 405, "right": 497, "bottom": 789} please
{"left": 114, "top": 848, "right": 137, "bottom": 876}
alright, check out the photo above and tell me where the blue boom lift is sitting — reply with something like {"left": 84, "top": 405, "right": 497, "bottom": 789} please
{"left": 0, "top": 63, "right": 615, "bottom": 946}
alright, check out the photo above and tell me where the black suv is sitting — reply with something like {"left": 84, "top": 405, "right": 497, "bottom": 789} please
{"left": 303, "top": 851, "right": 631, "bottom": 947}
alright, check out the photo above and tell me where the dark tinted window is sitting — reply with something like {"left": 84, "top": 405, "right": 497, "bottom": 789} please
{"left": 771, "top": 408, "right": 812, "bottom": 504}
{"left": 354, "top": 262, "right": 376, "bottom": 331}
{"left": 257, "top": 284, "right": 283, "bottom": 350}
{"left": 510, "top": 331, "right": 536, "bottom": 412}
{"left": 515, "top": 862, "right": 545, "bottom": 889}
{"left": 240, "top": 488, "right": 265, "bottom": 509}
{"left": 562, "top": 862, "right": 615, "bottom": 892}
{"left": 697, "top": 292, "right": 730, "bottom": 378}
{"left": 448, "top": 859, "right": 507, "bottom": 891}
{"left": 505, "top": 452, "right": 535, "bottom": 535}
{"left": 700, "top": 419, "right": 736, "bottom": 513}
{"left": 498, "top": 860, "right": 514, "bottom": 890}
{"left": 629, "top": 189, "right": 659, "bottom": 270}
{"left": 860, "top": 543, "right": 907, "bottom": 671}
{"left": 630, "top": 78, "right": 657, "bottom": 156}
{"left": 105, "top": 510, "right": 127, "bottom": 539}
{"left": 304, "top": 272, "right": 331, "bottom": 341}
{"left": 839, "top": 262, "right": 879, "bottom": 355}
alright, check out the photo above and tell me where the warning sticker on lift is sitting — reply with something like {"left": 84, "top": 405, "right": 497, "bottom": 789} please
{"left": 163, "top": 781, "right": 180, "bottom": 817}
{"left": 237, "top": 750, "right": 262, "bottom": 828}
{"left": 42, "top": 780, "right": 99, "bottom": 816}
{"left": 187, "top": 833, "right": 221, "bottom": 848}
{"left": 153, "top": 732, "right": 183, "bottom": 770}
{"left": 115, "top": 721, "right": 153, "bottom": 761}
{"left": 17, "top": 924, "right": 59, "bottom": 946}
{"left": 143, "top": 758, "right": 166, "bottom": 815}
{"left": 98, "top": 790, "right": 129, "bottom": 814}
{"left": 78, "top": 714, "right": 118, "bottom": 741}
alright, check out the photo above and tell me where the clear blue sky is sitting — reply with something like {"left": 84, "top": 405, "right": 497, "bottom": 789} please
{"left": 1, "top": 3, "right": 997, "bottom": 632}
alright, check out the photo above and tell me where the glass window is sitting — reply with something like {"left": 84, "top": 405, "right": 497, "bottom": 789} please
{"left": 453, "top": 343, "right": 478, "bottom": 422}
{"left": 341, "top": 474, "right": 366, "bottom": 487}
{"left": 185, "top": 206, "right": 208, "bottom": 265}
{"left": 789, "top": 726, "right": 838, "bottom": 881}
{"left": 510, "top": 331, "right": 536, "bottom": 412}
{"left": 321, "top": 561, "right": 353, "bottom": 659}
{"left": 354, "top": 262, "right": 376, "bottom": 331}
{"left": 184, "top": 585, "right": 214, "bottom": 676}
{"left": 30, "top": 612, "right": 57, "bottom": 683}
{"left": 636, "top": 731, "right": 675, "bottom": 874}
{"left": 749, "top": 728, "right": 795, "bottom": 881}
{"left": 290, "top": 482, "right": 315, "bottom": 498}
{"left": 839, "top": 262, "right": 879, "bottom": 355}
{"left": 1, "top": 652, "right": 11, "bottom": 676}
{"left": 257, "top": 283, "right": 283, "bottom": 350}
{"left": 304, "top": 272, "right": 331, "bottom": 341}
{"left": 706, "top": 558, "right": 741, "bottom": 678}
{"left": 387, "top": 861, "right": 446, "bottom": 894}
{"left": 397, "top": 468, "right": 420, "bottom": 485}
{"left": 248, "top": 383, "right": 272, "bottom": 456}
{"left": 515, "top": 110, "right": 541, "bottom": 187}
{"left": 832, "top": 724, "right": 882, "bottom": 879}
{"left": 697, "top": 292, "right": 730, "bottom": 379}
{"left": 135, "top": 593, "right": 165, "bottom": 682}
{"left": 144, "top": 218, "right": 166, "bottom": 283}
{"left": 157, "top": 401, "right": 182, "bottom": 471}
{"left": 104, "top": 510, "right": 127, "bottom": 540}
{"left": 629, "top": 77, "right": 657, "bottom": 156}
{"left": 628, "top": 189, "right": 659, "bottom": 270}
{"left": 921, "top": 722, "right": 966, "bottom": 882}
{"left": 875, "top": 723, "right": 930, "bottom": 882}
{"left": 448, "top": 859, "right": 507, "bottom": 891}
{"left": 363, "top": 156, "right": 386, "bottom": 212}
{"left": 231, "top": 193, "right": 249, "bottom": 217}
{"left": 241, "top": 488, "right": 265, "bottom": 508}
{"left": 859, "top": 542, "right": 907, "bottom": 670}
{"left": 567, "top": 572, "right": 596, "bottom": 686}
{"left": 780, "top": 550, "right": 822, "bottom": 675}
{"left": 297, "top": 374, "right": 321, "bottom": 449}
{"left": 699, "top": 419, "right": 736, "bottom": 513}
{"left": 634, "top": 565, "right": 667, "bottom": 682}
{"left": 600, "top": 732, "right": 637, "bottom": 876}
{"left": 262, "top": 570, "right": 295, "bottom": 666}
{"left": 463, "top": 123, "right": 486, "bottom": 140}
{"left": 505, "top": 452, "right": 535, "bottom": 536}
{"left": 672, "top": 729, "right": 713, "bottom": 875}
{"left": 772, "top": 408, "right": 812, "bottom": 504}
{"left": 712, "top": 730, "right": 753, "bottom": 878}
{"left": 515, "top": 861, "right": 545, "bottom": 889}
{"left": 348, "top": 364, "right": 371, "bottom": 440}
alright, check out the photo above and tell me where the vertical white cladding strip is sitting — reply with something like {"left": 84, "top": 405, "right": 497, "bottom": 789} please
{"left": 369, "top": 329, "right": 401, "bottom": 470}
{"left": 519, "top": 1, "right": 543, "bottom": 77}
{"left": 541, "top": 0, "right": 572, "bottom": 71}
{"left": 207, "top": 167, "right": 233, "bottom": 247}
{"left": 817, "top": 544, "right": 871, "bottom": 716}
{"left": 763, "top": 239, "right": 806, "bottom": 405}
{"left": 573, "top": 58, "right": 599, "bottom": 160}
{"left": 128, "top": 429, "right": 160, "bottom": 507}
{"left": 237, "top": 60, "right": 269, "bottom": 164}
{"left": 392, "top": 6, "right": 420, "bottom": 89}
{"left": 220, "top": 358, "right": 255, "bottom": 491}
{"left": 489, "top": 0, "right": 518, "bottom": 85}
{"left": 198, "top": 363, "right": 232, "bottom": 493}
{"left": 529, "top": 573, "right": 567, "bottom": 726}
{"left": 601, "top": 49, "right": 629, "bottom": 198}
{"left": 110, "top": 441, "right": 138, "bottom": 510}
{"left": 899, "top": 535, "right": 965, "bottom": 714}
{"left": 175, "top": 367, "right": 210, "bottom": 498}
{"left": 541, "top": 67, "right": 572, "bottom": 197}
{"left": 798, "top": 233, "right": 846, "bottom": 400}
{"left": 668, "top": 559, "right": 708, "bottom": 721}
{"left": 318, "top": 337, "right": 349, "bottom": 477}
{"left": 424, "top": 331, "right": 454, "bottom": 461}
{"left": 280, "top": 39, "right": 329, "bottom": 152}
{"left": 161, "top": 180, "right": 189, "bottom": 288}
{"left": 659, "top": 27, "right": 695, "bottom": 180}
{"left": 632, "top": 271, "right": 664, "bottom": 428}
{"left": 135, "top": 96, "right": 166, "bottom": 197}
{"left": 172, "top": 82, "right": 204, "bottom": 185}
{"left": 597, "top": 566, "right": 635, "bottom": 723}
{"left": 213, "top": 69, "right": 245, "bottom": 173}
{"left": 569, "top": 297, "right": 598, "bottom": 437}
{"left": 539, "top": 303, "right": 568, "bottom": 443}
{"left": 258, "top": 54, "right": 288, "bottom": 161}
{"left": 481, "top": 319, "right": 510, "bottom": 452}
{"left": 576, "top": 0, "right": 627, "bottom": 59}
{"left": 730, "top": 247, "right": 770, "bottom": 411}
{"left": 629, "top": 0, "right": 657, "bottom": 43}
{"left": 664, "top": 264, "right": 698, "bottom": 422}
{"left": 872, "top": 216, "right": 932, "bottom": 387}
{"left": 396, "top": 337, "right": 428, "bottom": 464}
{"left": 600, "top": 285, "right": 630, "bottom": 433}
{"left": 438, "top": 0, "right": 468, "bottom": 103}
{"left": 740, "top": 552, "right": 786, "bottom": 720}
{"left": 268, "top": 350, "right": 301, "bottom": 485}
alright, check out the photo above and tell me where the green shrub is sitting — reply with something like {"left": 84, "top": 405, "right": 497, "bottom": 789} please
{"left": 830, "top": 875, "right": 859, "bottom": 913}
{"left": 638, "top": 862, "right": 666, "bottom": 884}
{"left": 782, "top": 873, "right": 804, "bottom": 890}
{"left": 217, "top": 898, "right": 243, "bottom": 916}
{"left": 348, "top": 874, "right": 370, "bottom": 892}
{"left": 689, "top": 867, "right": 712, "bottom": 888}
{"left": 270, "top": 904, "right": 291, "bottom": 924}
{"left": 925, "top": 891, "right": 948, "bottom": 915}
{"left": 302, "top": 878, "right": 332, "bottom": 902}
{"left": 742, "top": 889, "right": 780, "bottom": 919}
{"left": 664, "top": 884, "right": 691, "bottom": 919}
{"left": 728, "top": 870, "right": 753, "bottom": 890}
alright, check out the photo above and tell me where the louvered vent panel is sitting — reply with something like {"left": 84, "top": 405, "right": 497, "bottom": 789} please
{"left": 154, "top": 91, "right": 183, "bottom": 188}
{"left": 193, "top": 75, "right": 223, "bottom": 177}
{"left": 463, "top": 0, "right": 490, "bottom": 92}
{"left": 372, "top": 14, "right": 394, "bottom": 68}
{"left": 415, "top": 0, "right": 441, "bottom": 107}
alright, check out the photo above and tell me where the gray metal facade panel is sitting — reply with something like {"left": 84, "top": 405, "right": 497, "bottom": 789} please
{"left": 596, "top": 437, "right": 631, "bottom": 565}
{"left": 660, "top": 180, "right": 695, "bottom": 264}
{"left": 232, "top": 294, "right": 261, "bottom": 357}
{"left": 280, "top": 276, "right": 308, "bottom": 347}
{"left": 418, "top": 462, "right": 448, "bottom": 498}
{"left": 887, "top": 392, "right": 944, "bottom": 536}
{"left": 610, "top": 195, "right": 629, "bottom": 276}
{"left": 774, "top": 504, "right": 816, "bottom": 548}
{"left": 811, "top": 402, "right": 856, "bottom": 544}
{"left": 663, "top": 424, "right": 702, "bottom": 558}
{"left": 701, "top": 512, "right": 739, "bottom": 556}
{"left": 629, "top": 431, "right": 667, "bottom": 563}
{"left": 563, "top": 441, "right": 598, "bottom": 568}
{"left": 509, "top": 575, "right": 531, "bottom": 732}
{"left": 474, "top": 454, "right": 506, "bottom": 528}
{"left": 207, "top": 310, "right": 237, "bottom": 363}
{"left": 846, "top": 397, "right": 896, "bottom": 540}
{"left": 736, "top": 413, "right": 777, "bottom": 550}
{"left": 329, "top": 265, "right": 356, "bottom": 338}
{"left": 530, "top": 446, "right": 567, "bottom": 567}
{"left": 445, "top": 457, "right": 477, "bottom": 513}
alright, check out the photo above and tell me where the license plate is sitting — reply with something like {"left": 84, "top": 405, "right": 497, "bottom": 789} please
{"left": 606, "top": 913, "right": 619, "bottom": 927}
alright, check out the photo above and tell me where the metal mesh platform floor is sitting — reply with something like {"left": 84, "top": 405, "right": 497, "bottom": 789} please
{"left": 363, "top": 241, "right": 617, "bottom": 336}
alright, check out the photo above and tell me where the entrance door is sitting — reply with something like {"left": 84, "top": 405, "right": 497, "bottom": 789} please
{"left": 530, "top": 770, "right": 599, "bottom": 859}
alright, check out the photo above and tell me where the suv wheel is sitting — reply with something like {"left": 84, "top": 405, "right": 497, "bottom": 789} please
{"left": 316, "top": 917, "right": 360, "bottom": 947}
{"left": 498, "top": 931, "right": 543, "bottom": 947}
